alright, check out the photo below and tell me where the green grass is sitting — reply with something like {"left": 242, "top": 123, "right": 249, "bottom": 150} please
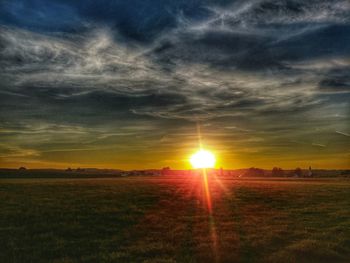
{"left": 0, "top": 177, "right": 349, "bottom": 262}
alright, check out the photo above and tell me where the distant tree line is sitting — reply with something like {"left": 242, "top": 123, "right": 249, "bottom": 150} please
{"left": 243, "top": 167, "right": 313, "bottom": 177}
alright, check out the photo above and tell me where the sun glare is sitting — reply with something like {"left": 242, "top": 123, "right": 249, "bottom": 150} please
{"left": 190, "top": 149, "right": 216, "bottom": 169}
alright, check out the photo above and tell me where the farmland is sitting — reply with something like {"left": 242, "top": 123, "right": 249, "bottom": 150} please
{"left": 0, "top": 175, "right": 349, "bottom": 262}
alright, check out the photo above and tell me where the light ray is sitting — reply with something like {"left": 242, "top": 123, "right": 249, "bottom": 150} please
{"left": 194, "top": 122, "right": 219, "bottom": 261}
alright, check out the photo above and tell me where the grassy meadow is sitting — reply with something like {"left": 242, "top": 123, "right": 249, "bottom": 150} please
{"left": 0, "top": 176, "right": 349, "bottom": 262}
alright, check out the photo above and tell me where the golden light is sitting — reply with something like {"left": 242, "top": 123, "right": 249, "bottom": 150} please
{"left": 190, "top": 149, "right": 216, "bottom": 169}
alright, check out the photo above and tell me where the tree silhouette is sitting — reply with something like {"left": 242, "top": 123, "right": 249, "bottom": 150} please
{"left": 294, "top": 167, "right": 303, "bottom": 177}
{"left": 272, "top": 167, "right": 284, "bottom": 177}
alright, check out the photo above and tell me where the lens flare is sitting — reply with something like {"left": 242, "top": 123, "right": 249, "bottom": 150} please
{"left": 190, "top": 149, "right": 216, "bottom": 169}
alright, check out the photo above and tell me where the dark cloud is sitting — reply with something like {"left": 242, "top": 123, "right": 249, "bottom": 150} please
{"left": 151, "top": 29, "right": 284, "bottom": 71}
{"left": 318, "top": 66, "right": 350, "bottom": 93}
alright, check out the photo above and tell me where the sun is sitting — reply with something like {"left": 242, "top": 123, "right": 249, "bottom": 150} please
{"left": 190, "top": 149, "right": 216, "bottom": 169}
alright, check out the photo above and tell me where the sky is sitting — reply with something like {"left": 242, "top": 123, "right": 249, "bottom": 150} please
{"left": 0, "top": 0, "right": 349, "bottom": 170}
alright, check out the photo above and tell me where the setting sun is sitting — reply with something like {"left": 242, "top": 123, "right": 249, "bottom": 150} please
{"left": 190, "top": 149, "right": 216, "bottom": 169}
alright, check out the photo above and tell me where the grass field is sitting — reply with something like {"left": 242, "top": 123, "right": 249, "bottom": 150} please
{"left": 0, "top": 175, "right": 349, "bottom": 263}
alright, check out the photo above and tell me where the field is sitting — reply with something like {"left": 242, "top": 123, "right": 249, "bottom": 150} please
{"left": 0, "top": 175, "right": 350, "bottom": 263}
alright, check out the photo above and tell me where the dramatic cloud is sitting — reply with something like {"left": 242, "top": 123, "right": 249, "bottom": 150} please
{"left": 0, "top": 0, "right": 349, "bottom": 169}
